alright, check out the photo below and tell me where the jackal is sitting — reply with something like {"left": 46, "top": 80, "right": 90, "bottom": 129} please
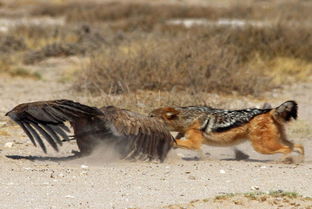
{"left": 149, "top": 101, "right": 304, "bottom": 161}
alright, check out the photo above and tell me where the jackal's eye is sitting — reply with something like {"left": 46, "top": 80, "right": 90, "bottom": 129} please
{"left": 165, "top": 112, "right": 178, "bottom": 120}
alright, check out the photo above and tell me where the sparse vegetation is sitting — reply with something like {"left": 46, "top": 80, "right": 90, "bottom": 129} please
{"left": 0, "top": 0, "right": 312, "bottom": 92}
{"left": 214, "top": 193, "right": 236, "bottom": 200}
{"left": 75, "top": 35, "right": 273, "bottom": 96}
{"left": 8, "top": 67, "right": 41, "bottom": 79}
{"left": 29, "top": 1, "right": 312, "bottom": 30}
{"left": 75, "top": 24, "right": 312, "bottom": 96}
{"left": 215, "top": 191, "right": 301, "bottom": 201}
{"left": 268, "top": 191, "right": 299, "bottom": 198}
{"left": 166, "top": 191, "right": 311, "bottom": 209}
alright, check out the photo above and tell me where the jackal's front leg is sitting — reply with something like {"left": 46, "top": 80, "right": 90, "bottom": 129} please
{"left": 174, "top": 129, "right": 209, "bottom": 160}
{"left": 174, "top": 129, "right": 204, "bottom": 150}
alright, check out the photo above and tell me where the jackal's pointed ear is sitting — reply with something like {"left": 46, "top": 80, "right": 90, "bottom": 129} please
{"left": 163, "top": 107, "right": 179, "bottom": 120}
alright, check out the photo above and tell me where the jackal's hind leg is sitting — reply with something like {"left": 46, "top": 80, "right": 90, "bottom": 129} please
{"left": 294, "top": 144, "right": 304, "bottom": 155}
{"left": 279, "top": 135, "right": 304, "bottom": 155}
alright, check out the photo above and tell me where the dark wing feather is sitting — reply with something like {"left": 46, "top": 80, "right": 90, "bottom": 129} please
{"left": 42, "top": 124, "right": 62, "bottom": 145}
{"left": 17, "top": 121, "right": 36, "bottom": 146}
{"left": 29, "top": 121, "right": 58, "bottom": 152}
{"left": 98, "top": 106, "right": 174, "bottom": 162}
{"left": 24, "top": 123, "right": 47, "bottom": 153}
{"left": 47, "top": 124, "right": 70, "bottom": 142}
{"left": 7, "top": 101, "right": 173, "bottom": 161}
{"left": 6, "top": 100, "right": 102, "bottom": 153}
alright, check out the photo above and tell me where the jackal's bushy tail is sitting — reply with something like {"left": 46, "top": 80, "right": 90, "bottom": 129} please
{"left": 273, "top": 100, "right": 298, "bottom": 122}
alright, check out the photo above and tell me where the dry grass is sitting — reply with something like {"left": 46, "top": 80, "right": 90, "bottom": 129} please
{"left": 0, "top": 55, "right": 41, "bottom": 79}
{"left": 75, "top": 37, "right": 271, "bottom": 95}
{"left": 1, "top": 0, "right": 312, "bottom": 94}
{"left": 10, "top": 25, "right": 77, "bottom": 50}
{"left": 249, "top": 56, "right": 312, "bottom": 85}
{"left": 0, "top": 24, "right": 110, "bottom": 65}
{"left": 166, "top": 191, "right": 311, "bottom": 209}
{"left": 29, "top": 1, "right": 312, "bottom": 31}
{"left": 75, "top": 24, "right": 312, "bottom": 96}
{"left": 0, "top": 35, "right": 26, "bottom": 53}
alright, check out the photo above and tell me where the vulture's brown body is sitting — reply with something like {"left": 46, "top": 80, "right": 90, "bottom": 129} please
{"left": 6, "top": 100, "right": 174, "bottom": 162}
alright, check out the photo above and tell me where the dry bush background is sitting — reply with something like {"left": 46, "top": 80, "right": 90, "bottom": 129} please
{"left": 0, "top": 0, "right": 312, "bottom": 98}
{"left": 75, "top": 24, "right": 312, "bottom": 96}
{"left": 75, "top": 34, "right": 271, "bottom": 96}
{"left": 30, "top": 1, "right": 312, "bottom": 29}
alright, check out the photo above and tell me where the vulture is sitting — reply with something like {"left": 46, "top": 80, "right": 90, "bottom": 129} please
{"left": 6, "top": 100, "right": 174, "bottom": 162}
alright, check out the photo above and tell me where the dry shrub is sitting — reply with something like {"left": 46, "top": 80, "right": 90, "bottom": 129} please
{"left": 9, "top": 24, "right": 79, "bottom": 49}
{"left": 248, "top": 56, "right": 312, "bottom": 85}
{"left": 0, "top": 57, "right": 40, "bottom": 79}
{"left": 30, "top": 1, "right": 312, "bottom": 31}
{"left": 0, "top": 35, "right": 26, "bottom": 53}
{"left": 74, "top": 22, "right": 312, "bottom": 96}
{"left": 75, "top": 35, "right": 272, "bottom": 96}
{"left": 2, "top": 23, "right": 119, "bottom": 65}
{"left": 22, "top": 25, "right": 111, "bottom": 64}
{"left": 217, "top": 25, "right": 312, "bottom": 62}
{"left": 2, "top": 0, "right": 312, "bottom": 94}
{"left": 31, "top": 2, "right": 236, "bottom": 21}
{"left": 23, "top": 43, "right": 83, "bottom": 64}
{"left": 30, "top": 2, "right": 236, "bottom": 31}
{"left": 0, "top": 25, "right": 71, "bottom": 59}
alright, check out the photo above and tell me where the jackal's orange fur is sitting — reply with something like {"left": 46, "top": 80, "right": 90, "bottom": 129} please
{"left": 150, "top": 101, "right": 304, "bottom": 160}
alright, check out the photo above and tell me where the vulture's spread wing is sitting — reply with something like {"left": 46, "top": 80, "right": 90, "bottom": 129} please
{"left": 99, "top": 106, "right": 174, "bottom": 162}
{"left": 6, "top": 100, "right": 174, "bottom": 162}
{"left": 5, "top": 100, "right": 102, "bottom": 153}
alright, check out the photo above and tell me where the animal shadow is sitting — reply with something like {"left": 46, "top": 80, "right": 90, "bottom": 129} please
{"left": 6, "top": 154, "right": 79, "bottom": 162}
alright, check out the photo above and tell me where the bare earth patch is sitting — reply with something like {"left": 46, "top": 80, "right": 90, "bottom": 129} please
{"left": 0, "top": 57, "right": 311, "bottom": 209}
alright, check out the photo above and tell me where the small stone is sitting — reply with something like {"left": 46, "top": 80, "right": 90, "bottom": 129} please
{"left": 219, "top": 169, "right": 226, "bottom": 174}
{"left": 251, "top": 186, "right": 260, "bottom": 190}
{"left": 65, "top": 195, "right": 75, "bottom": 199}
{"left": 23, "top": 167, "right": 32, "bottom": 170}
{"left": 80, "top": 165, "right": 88, "bottom": 169}
{"left": 4, "top": 142, "right": 14, "bottom": 148}
{"left": 260, "top": 166, "right": 267, "bottom": 169}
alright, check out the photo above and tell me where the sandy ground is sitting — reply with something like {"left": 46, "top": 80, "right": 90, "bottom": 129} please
{"left": 0, "top": 59, "right": 312, "bottom": 209}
